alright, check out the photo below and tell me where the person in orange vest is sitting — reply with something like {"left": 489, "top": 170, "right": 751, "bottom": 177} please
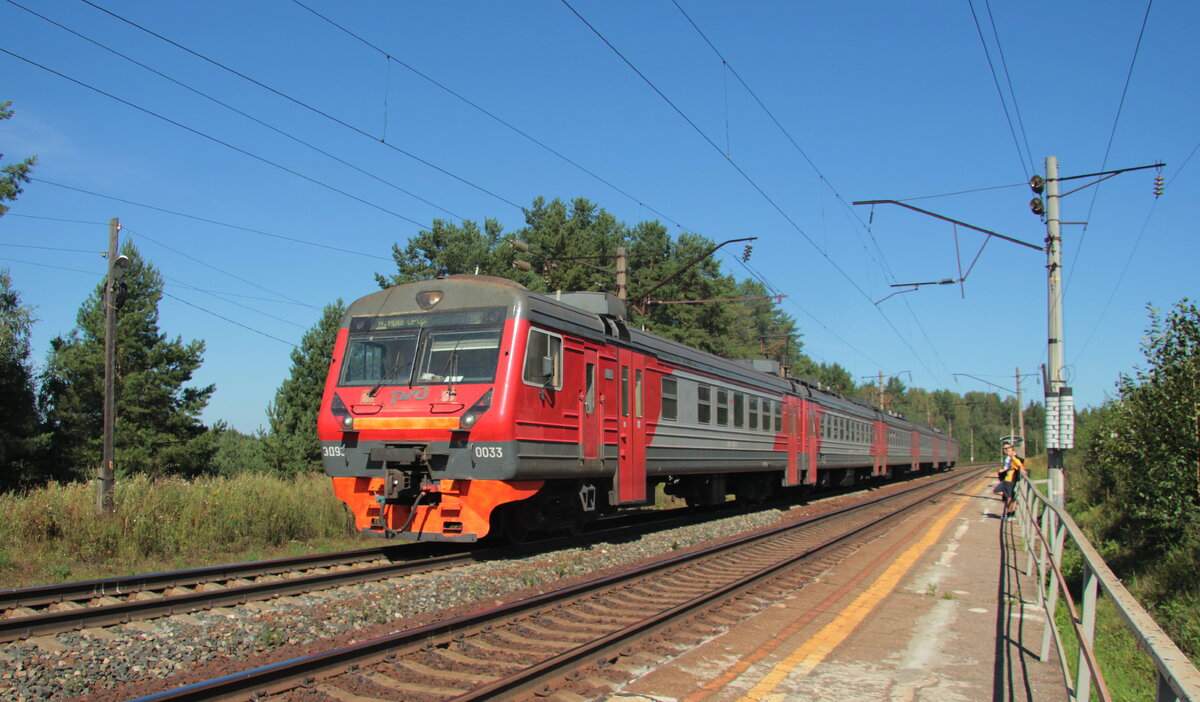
{"left": 998, "top": 443, "right": 1025, "bottom": 517}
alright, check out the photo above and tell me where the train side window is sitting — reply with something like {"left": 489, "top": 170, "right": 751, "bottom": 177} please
{"left": 661, "top": 377, "right": 678, "bottom": 421}
{"left": 523, "top": 329, "right": 562, "bottom": 389}
{"left": 733, "top": 393, "right": 744, "bottom": 428}
{"left": 748, "top": 397, "right": 759, "bottom": 430}
{"left": 716, "top": 389, "right": 729, "bottom": 426}
{"left": 698, "top": 384, "right": 711, "bottom": 424}
{"left": 763, "top": 401, "right": 772, "bottom": 432}
{"left": 774, "top": 402, "right": 783, "bottom": 433}
{"left": 635, "top": 369, "right": 643, "bottom": 419}
{"left": 621, "top": 366, "right": 630, "bottom": 417}
{"left": 584, "top": 362, "right": 595, "bottom": 413}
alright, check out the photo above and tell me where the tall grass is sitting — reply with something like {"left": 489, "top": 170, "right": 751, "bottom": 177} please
{"left": 0, "top": 473, "right": 357, "bottom": 584}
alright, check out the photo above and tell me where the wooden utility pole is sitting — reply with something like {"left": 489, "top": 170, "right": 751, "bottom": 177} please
{"left": 98, "top": 217, "right": 119, "bottom": 513}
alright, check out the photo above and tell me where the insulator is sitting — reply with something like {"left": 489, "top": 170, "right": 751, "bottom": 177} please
{"left": 1153, "top": 174, "right": 1164, "bottom": 198}
{"left": 742, "top": 244, "right": 753, "bottom": 262}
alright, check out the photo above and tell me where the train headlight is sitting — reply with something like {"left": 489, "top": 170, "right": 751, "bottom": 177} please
{"left": 416, "top": 290, "right": 443, "bottom": 310}
{"left": 331, "top": 394, "right": 356, "bottom": 432}
{"left": 459, "top": 389, "right": 493, "bottom": 430}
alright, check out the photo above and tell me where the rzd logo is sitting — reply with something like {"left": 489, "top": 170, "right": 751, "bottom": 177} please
{"left": 390, "top": 387, "right": 429, "bottom": 403}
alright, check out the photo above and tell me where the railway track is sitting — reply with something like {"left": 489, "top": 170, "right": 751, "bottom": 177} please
{"left": 0, "top": 500, "right": 746, "bottom": 643}
{"left": 129, "top": 466, "right": 987, "bottom": 701}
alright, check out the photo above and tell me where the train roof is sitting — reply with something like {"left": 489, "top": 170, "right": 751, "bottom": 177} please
{"left": 350, "top": 277, "right": 951, "bottom": 437}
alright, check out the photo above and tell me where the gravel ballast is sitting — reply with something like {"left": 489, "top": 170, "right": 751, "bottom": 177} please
{"left": 2, "top": 507, "right": 789, "bottom": 701}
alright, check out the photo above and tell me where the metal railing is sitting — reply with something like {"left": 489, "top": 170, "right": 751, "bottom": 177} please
{"left": 1012, "top": 477, "right": 1200, "bottom": 702}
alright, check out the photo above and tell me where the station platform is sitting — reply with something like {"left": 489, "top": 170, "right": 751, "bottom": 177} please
{"left": 611, "top": 475, "right": 1068, "bottom": 701}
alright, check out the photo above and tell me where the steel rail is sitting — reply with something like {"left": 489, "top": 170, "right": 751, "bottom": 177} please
{"left": 0, "top": 545, "right": 409, "bottom": 611}
{"left": 0, "top": 551, "right": 477, "bottom": 643}
{"left": 129, "top": 466, "right": 987, "bottom": 701}
{"left": 0, "top": 502, "right": 757, "bottom": 642}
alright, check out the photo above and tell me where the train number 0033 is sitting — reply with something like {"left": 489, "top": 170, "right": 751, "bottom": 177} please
{"left": 473, "top": 445, "right": 504, "bottom": 459}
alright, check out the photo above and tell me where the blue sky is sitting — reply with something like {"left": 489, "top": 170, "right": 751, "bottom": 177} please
{"left": 2, "top": 0, "right": 1196, "bottom": 433}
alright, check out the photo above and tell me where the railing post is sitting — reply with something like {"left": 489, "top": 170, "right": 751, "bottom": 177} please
{"left": 1038, "top": 502, "right": 1050, "bottom": 608}
{"left": 1076, "top": 565, "right": 1099, "bottom": 702}
{"left": 1157, "top": 672, "right": 1181, "bottom": 702}
{"left": 1041, "top": 513, "right": 1064, "bottom": 662}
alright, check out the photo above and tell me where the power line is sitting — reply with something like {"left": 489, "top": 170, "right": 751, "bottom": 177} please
{"left": 30, "top": 178, "right": 394, "bottom": 261}
{"left": 287, "top": 0, "right": 694, "bottom": 233}
{"left": 4, "top": 0, "right": 464, "bottom": 223}
{"left": 122, "top": 226, "right": 315, "bottom": 309}
{"left": 560, "top": 0, "right": 874, "bottom": 306}
{"left": 162, "top": 291, "right": 297, "bottom": 348}
{"left": 669, "top": 0, "right": 890, "bottom": 274}
{"left": 966, "top": 0, "right": 1032, "bottom": 178}
{"left": 563, "top": 1, "right": 951, "bottom": 387}
{"left": 0, "top": 47, "right": 433, "bottom": 229}
{"left": 982, "top": 0, "right": 1035, "bottom": 175}
{"left": 1067, "top": 0, "right": 1154, "bottom": 290}
{"left": 77, "top": 0, "right": 527, "bottom": 214}
{"left": 894, "top": 181, "right": 1026, "bottom": 202}
{"left": 5, "top": 212, "right": 108, "bottom": 226}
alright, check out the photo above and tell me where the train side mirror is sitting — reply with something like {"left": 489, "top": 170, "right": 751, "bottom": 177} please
{"left": 541, "top": 356, "right": 554, "bottom": 382}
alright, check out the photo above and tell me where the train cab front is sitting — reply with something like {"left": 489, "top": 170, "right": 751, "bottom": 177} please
{"left": 317, "top": 279, "right": 541, "bottom": 542}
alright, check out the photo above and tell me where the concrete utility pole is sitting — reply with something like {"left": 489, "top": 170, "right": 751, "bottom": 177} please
{"left": 615, "top": 246, "right": 627, "bottom": 300}
{"left": 1016, "top": 366, "right": 1025, "bottom": 457}
{"left": 99, "top": 217, "right": 119, "bottom": 513}
{"left": 1043, "top": 157, "right": 1070, "bottom": 508}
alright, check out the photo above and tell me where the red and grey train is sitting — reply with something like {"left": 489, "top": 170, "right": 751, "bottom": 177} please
{"left": 318, "top": 275, "right": 958, "bottom": 542}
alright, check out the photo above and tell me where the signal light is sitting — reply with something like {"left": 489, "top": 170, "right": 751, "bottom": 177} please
{"left": 1030, "top": 198, "right": 1045, "bottom": 216}
{"left": 1029, "top": 175, "right": 1045, "bottom": 195}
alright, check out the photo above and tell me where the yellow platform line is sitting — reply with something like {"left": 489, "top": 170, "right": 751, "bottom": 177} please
{"left": 739, "top": 484, "right": 976, "bottom": 701}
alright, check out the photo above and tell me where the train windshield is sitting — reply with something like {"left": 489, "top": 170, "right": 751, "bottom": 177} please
{"left": 339, "top": 308, "right": 506, "bottom": 387}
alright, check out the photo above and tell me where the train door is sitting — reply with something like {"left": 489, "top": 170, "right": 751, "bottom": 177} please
{"left": 580, "top": 348, "right": 600, "bottom": 462}
{"left": 784, "top": 397, "right": 801, "bottom": 486}
{"left": 878, "top": 422, "right": 888, "bottom": 475}
{"left": 806, "top": 404, "right": 820, "bottom": 484}
{"left": 614, "top": 348, "right": 647, "bottom": 504}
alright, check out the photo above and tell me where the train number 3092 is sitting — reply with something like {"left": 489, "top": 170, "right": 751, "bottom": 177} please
{"left": 473, "top": 445, "right": 504, "bottom": 459}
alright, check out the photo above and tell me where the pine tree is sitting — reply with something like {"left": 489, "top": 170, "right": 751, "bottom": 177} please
{"left": 1, "top": 101, "right": 37, "bottom": 218}
{"left": 39, "top": 243, "right": 214, "bottom": 478}
{"left": 265, "top": 299, "right": 345, "bottom": 473}
{"left": 0, "top": 270, "right": 49, "bottom": 490}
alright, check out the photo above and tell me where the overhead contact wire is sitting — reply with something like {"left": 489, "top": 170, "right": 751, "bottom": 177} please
{"left": 77, "top": 0, "right": 525, "bottom": 213}
{"left": 5, "top": 0, "right": 462, "bottom": 223}
{"left": 31, "top": 178, "right": 394, "bottom": 262}
{"left": 287, "top": 0, "right": 686, "bottom": 233}
{"left": 1067, "top": 0, "right": 1153, "bottom": 291}
{"left": 0, "top": 48, "right": 431, "bottom": 229}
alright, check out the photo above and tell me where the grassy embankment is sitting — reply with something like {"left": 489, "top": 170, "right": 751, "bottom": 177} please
{"left": 0, "top": 473, "right": 364, "bottom": 589}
